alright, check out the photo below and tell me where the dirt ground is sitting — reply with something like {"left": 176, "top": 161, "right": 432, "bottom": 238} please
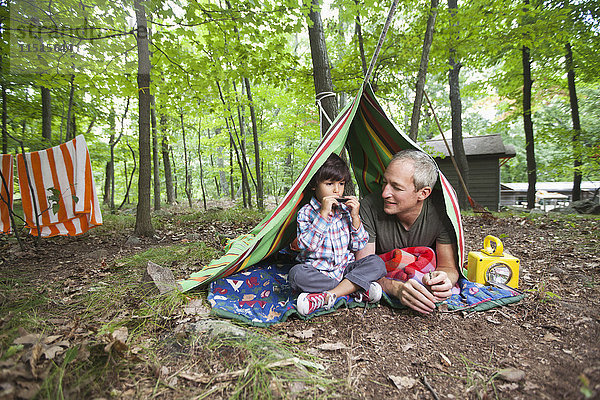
{"left": 1, "top": 209, "right": 599, "bottom": 399}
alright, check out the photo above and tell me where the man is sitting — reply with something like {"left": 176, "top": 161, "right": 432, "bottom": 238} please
{"left": 356, "top": 149, "right": 459, "bottom": 314}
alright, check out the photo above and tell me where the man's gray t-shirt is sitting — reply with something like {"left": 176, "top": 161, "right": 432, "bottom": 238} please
{"left": 359, "top": 190, "right": 456, "bottom": 254}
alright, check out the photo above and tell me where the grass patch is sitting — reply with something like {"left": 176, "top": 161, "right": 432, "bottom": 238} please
{"left": 116, "top": 241, "right": 219, "bottom": 269}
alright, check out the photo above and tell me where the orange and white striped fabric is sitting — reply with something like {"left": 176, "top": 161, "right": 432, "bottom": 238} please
{"left": 16, "top": 135, "right": 102, "bottom": 237}
{"left": 0, "top": 154, "right": 13, "bottom": 234}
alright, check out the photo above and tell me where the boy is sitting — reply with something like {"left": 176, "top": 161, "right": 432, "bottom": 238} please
{"left": 289, "top": 153, "right": 387, "bottom": 316}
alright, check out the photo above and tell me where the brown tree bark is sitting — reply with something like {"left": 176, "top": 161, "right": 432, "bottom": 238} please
{"left": 198, "top": 120, "right": 207, "bottom": 210}
{"left": 447, "top": 0, "right": 469, "bottom": 209}
{"left": 354, "top": 0, "right": 367, "bottom": 77}
{"left": 103, "top": 108, "right": 116, "bottom": 206}
{"left": 409, "top": 0, "right": 438, "bottom": 141}
{"left": 244, "top": 77, "right": 264, "bottom": 210}
{"left": 522, "top": 43, "right": 537, "bottom": 209}
{"left": 180, "top": 113, "right": 193, "bottom": 208}
{"left": 2, "top": 84, "right": 7, "bottom": 153}
{"left": 308, "top": 0, "right": 338, "bottom": 134}
{"left": 161, "top": 130, "right": 175, "bottom": 204}
{"left": 133, "top": 0, "right": 154, "bottom": 236}
{"left": 41, "top": 86, "right": 52, "bottom": 142}
{"left": 66, "top": 75, "right": 75, "bottom": 141}
{"left": 151, "top": 95, "right": 161, "bottom": 210}
{"left": 565, "top": 42, "right": 582, "bottom": 201}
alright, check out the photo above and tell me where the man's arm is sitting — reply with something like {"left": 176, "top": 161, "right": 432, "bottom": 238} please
{"left": 434, "top": 242, "right": 459, "bottom": 285}
{"left": 422, "top": 242, "right": 459, "bottom": 302}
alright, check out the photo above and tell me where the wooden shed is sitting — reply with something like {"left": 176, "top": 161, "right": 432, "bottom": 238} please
{"left": 424, "top": 134, "right": 516, "bottom": 211}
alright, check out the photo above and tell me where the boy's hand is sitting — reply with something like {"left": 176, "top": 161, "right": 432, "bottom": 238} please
{"left": 342, "top": 196, "right": 361, "bottom": 228}
{"left": 320, "top": 196, "right": 338, "bottom": 218}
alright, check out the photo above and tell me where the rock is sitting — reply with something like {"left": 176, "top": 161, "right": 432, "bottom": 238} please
{"left": 141, "top": 262, "right": 180, "bottom": 295}
{"left": 86, "top": 249, "right": 109, "bottom": 260}
{"left": 497, "top": 367, "right": 526, "bottom": 382}
{"left": 187, "top": 319, "right": 250, "bottom": 338}
{"left": 125, "top": 236, "right": 141, "bottom": 246}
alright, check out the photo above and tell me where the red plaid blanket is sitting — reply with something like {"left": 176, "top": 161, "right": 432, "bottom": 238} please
{"left": 378, "top": 247, "right": 436, "bottom": 283}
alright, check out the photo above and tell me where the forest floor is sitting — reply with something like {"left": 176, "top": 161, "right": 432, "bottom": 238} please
{"left": 1, "top": 203, "right": 599, "bottom": 400}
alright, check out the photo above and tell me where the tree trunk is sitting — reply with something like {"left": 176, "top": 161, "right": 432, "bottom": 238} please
{"left": 409, "top": 0, "right": 438, "bottom": 141}
{"left": 2, "top": 84, "right": 7, "bottom": 153}
{"left": 354, "top": 0, "right": 367, "bottom": 77}
{"left": 244, "top": 77, "right": 264, "bottom": 210}
{"left": 41, "top": 86, "right": 52, "bottom": 142}
{"left": 447, "top": 0, "right": 469, "bottom": 210}
{"left": 308, "top": 0, "right": 338, "bottom": 134}
{"left": 161, "top": 132, "right": 175, "bottom": 204}
{"left": 134, "top": 0, "right": 154, "bottom": 236}
{"left": 103, "top": 108, "right": 116, "bottom": 206}
{"left": 151, "top": 95, "right": 161, "bottom": 210}
{"left": 171, "top": 147, "right": 178, "bottom": 201}
{"left": 180, "top": 113, "right": 193, "bottom": 208}
{"left": 208, "top": 129, "right": 221, "bottom": 197}
{"left": 120, "top": 142, "right": 137, "bottom": 210}
{"left": 565, "top": 42, "right": 582, "bottom": 202}
{"left": 66, "top": 75, "right": 75, "bottom": 141}
{"left": 522, "top": 44, "right": 537, "bottom": 209}
{"left": 198, "top": 120, "right": 207, "bottom": 210}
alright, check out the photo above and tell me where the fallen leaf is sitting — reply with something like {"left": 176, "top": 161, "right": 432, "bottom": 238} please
{"left": 29, "top": 343, "right": 43, "bottom": 378}
{"left": 183, "top": 299, "right": 210, "bottom": 316}
{"left": 292, "top": 328, "right": 315, "bottom": 340}
{"left": 388, "top": 375, "right": 417, "bottom": 389}
{"left": 401, "top": 343, "right": 415, "bottom": 352}
{"left": 440, "top": 352, "right": 452, "bottom": 367}
{"left": 105, "top": 327, "right": 128, "bottom": 354}
{"left": 42, "top": 335, "right": 62, "bottom": 345}
{"left": 13, "top": 334, "right": 43, "bottom": 345}
{"left": 497, "top": 368, "right": 526, "bottom": 382}
{"left": 316, "top": 342, "right": 347, "bottom": 351}
{"left": 43, "top": 345, "right": 66, "bottom": 360}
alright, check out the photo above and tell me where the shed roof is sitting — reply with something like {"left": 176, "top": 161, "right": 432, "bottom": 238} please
{"left": 424, "top": 134, "right": 516, "bottom": 158}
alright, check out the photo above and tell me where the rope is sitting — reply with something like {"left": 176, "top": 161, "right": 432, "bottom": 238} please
{"left": 363, "top": 0, "right": 400, "bottom": 87}
{"left": 316, "top": 91, "right": 335, "bottom": 135}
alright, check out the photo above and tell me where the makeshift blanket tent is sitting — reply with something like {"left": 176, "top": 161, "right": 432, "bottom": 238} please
{"left": 7, "top": 135, "right": 103, "bottom": 237}
{"left": 178, "top": 83, "right": 465, "bottom": 292}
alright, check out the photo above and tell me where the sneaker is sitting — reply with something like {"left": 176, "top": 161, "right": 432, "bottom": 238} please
{"left": 351, "top": 282, "right": 382, "bottom": 304}
{"left": 296, "top": 292, "right": 337, "bottom": 316}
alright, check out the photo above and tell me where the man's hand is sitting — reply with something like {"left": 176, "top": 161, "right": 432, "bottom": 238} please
{"left": 422, "top": 270, "right": 453, "bottom": 302}
{"left": 378, "top": 277, "right": 437, "bottom": 314}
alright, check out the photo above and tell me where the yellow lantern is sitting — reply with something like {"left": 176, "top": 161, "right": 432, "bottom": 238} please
{"left": 467, "top": 235, "right": 520, "bottom": 289}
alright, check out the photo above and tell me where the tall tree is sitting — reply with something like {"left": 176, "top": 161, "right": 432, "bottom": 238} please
{"left": 134, "top": 0, "right": 154, "bottom": 236}
{"left": 409, "top": 0, "right": 438, "bottom": 141}
{"left": 1, "top": 84, "right": 7, "bottom": 154}
{"left": 308, "top": 0, "right": 338, "bottom": 134}
{"left": 244, "top": 77, "right": 264, "bottom": 210}
{"left": 522, "top": 0, "right": 537, "bottom": 210}
{"left": 447, "top": 0, "right": 469, "bottom": 209}
{"left": 41, "top": 86, "right": 52, "bottom": 142}
{"left": 151, "top": 95, "right": 161, "bottom": 210}
{"left": 565, "top": 42, "right": 582, "bottom": 201}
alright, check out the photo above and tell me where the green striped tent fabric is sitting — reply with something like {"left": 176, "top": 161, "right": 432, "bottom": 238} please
{"left": 178, "top": 84, "right": 465, "bottom": 292}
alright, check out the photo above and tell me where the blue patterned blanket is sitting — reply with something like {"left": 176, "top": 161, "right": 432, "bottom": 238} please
{"left": 208, "top": 261, "right": 525, "bottom": 327}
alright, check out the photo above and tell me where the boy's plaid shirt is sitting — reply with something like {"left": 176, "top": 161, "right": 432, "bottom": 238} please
{"left": 295, "top": 197, "right": 369, "bottom": 282}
